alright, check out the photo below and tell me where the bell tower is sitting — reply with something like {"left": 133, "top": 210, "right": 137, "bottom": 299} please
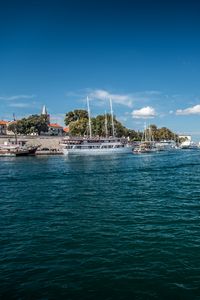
{"left": 41, "top": 105, "right": 50, "bottom": 124}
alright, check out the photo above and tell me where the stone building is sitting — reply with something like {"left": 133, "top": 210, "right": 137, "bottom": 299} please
{"left": 0, "top": 120, "right": 8, "bottom": 135}
{"left": 48, "top": 123, "right": 64, "bottom": 136}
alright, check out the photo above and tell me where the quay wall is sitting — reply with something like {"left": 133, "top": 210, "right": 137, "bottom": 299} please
{"left": 0, "top": 135, "right": 63, "bottom": 149}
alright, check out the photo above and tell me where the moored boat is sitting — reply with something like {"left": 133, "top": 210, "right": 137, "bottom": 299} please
{"left": 133, "top": 141, "right": 157, "bottom": 154}
{"left": 60, "top": 137, "right": 132, "bottom": 155}
{"left": 61, "top": 97, "right": 132, "bottom": 156}
{"left": 180, "top": 140, "right": 198, "bottom": 149}
{"left": 0, "top": 141, "right": 38, "bottom": 157}
{"left": 133, "top": 124, "right": 157, "bottom": 154}
{"left": 155, "top": 140, "right": 177, "bottom": 151}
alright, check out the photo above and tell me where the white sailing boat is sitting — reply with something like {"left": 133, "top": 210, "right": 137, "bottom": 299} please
{"left": 61, "top": 97, "right": 132, "bottom": 155}
{"left": 133, "top": 124, "right": 157, "bottom": 154}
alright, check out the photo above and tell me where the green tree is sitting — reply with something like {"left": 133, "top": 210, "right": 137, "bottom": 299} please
{"left": 64, "top": 109, "right": 178, "bottom": 141}
{"left": 127, "top": 129, "right": 142, "bottom": 141}
{"left": 64, "top": 110, "right": 88, "bottom": 126}
{"left": 149, "top": 124, "right": 159, "bottom": 140}
{"left": 8, "top": 115, "right": 49, "bottom": 135}
{"left": 147, "top": 124, "right": 177, "bottom": 141}
{"left": 69, "top": 118, "right": 88, "bottom": 136}
{"left": 157, "top": 127, "right": 175, "bottom": 140}
{"left": 65, "top": 109, "right": 144, "bottom": 139}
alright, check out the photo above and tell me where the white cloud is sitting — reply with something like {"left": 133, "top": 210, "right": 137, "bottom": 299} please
{"left": 0, "top": 95, "right": 35, "bottom": 101}
{"left": 8, "top": 103, "right": 32, "bottom": 108}
{"left": 88, "top": 89, "right": 133, "bottom": 107}
{"left": 65, "top": 89, "right": 166, "bottom": 108}
{"left": 131, "top": 106, "right": 157, "bottom": 119}
{"left": 176, "top": 104, "right": 200, "bottom": 115}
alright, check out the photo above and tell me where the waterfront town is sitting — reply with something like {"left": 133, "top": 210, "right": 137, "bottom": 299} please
{"left": 0, "top": 106, "right": 70, "bottom": 154}
{"left": 0, "top": 104, "right": 197, "bottom": 156}
{"left": 0, "top": 105, "right": 69, "bottom": 137}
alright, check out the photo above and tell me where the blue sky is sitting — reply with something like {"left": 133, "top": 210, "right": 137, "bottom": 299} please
{"left": 1, "top": 0, "right": 200, "bottom": 138}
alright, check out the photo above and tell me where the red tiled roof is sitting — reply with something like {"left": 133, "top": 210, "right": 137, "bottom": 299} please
{"left": 49, "top": 123, "right": 63, "bottom": 128}
{"left": 63, "top": 127, "right": 69, "bottom": 133}
{"left": 0, "top": 120, "right": 9, "bottom": 125}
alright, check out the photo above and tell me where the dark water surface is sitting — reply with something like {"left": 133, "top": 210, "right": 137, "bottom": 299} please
{"left": 1, "top": 151, "right": 200, "bottom": 299}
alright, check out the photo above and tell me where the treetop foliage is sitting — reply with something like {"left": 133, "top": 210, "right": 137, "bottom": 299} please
{"left": 64, "top": 110, "right": 177, "bottom": 141}
{"left": 8, "top": 114, "right": 49, "bottom": 135}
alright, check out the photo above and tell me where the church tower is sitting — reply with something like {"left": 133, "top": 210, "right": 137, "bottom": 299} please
{"left": 41, "top": 105, "right": 47, "bottom": 115}
{"left": 41, "top": 105, "right": 50, "bottom": 124}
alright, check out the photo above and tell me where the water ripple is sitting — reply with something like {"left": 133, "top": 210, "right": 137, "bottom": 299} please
{"left": 0, "top": 152, "right": 200, "bottom": 299}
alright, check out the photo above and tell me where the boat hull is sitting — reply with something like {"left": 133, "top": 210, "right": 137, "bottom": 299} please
{"left": 0, "top": 152, "right": 16, "bottom": 157}
{"left": 0, "top": 146, "right": 38, "bottom": 157}
{"left": 62, "top": 146, "right": 132, "bottom": 156}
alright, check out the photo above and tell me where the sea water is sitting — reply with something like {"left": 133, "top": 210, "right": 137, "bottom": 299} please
{"left": 1, "top": 151, "right": 200, "bottom": 299}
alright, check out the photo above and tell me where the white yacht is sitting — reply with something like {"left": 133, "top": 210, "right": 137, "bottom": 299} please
{"left": 155, "top": 140, "right": 177, "bottom": 151}
{"left": 180, "top": 140, "right": 198, "bottom": 149}
{"left": 61, "top": 137, "right": 132, "bottom": 155}
{"left": 178, "top": 135, "right": 198, "bottom": 149}
{"left": 61, "top": 97, "right": 132, "bottom": 156}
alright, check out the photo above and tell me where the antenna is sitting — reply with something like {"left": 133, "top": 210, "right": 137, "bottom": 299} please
{"left": 109, "top": 98, "right": 115, "bottom": 137}
{"left": 87, "top": 96, "right": 92, "bottom": 138}
{"left": 105, "top": 111, "right": 108, "bottom": 138}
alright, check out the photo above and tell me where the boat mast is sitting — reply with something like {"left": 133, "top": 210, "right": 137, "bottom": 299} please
{"left": 144, "top": 122, "right": 147, "bottom": 142}
{"left": 87, "top": 96, "right": 92, "bottom": 138}
{"left": 105, "top": 111, "right": 108, "bottom": 138}
{"left": 149, "top": 125, "right": 154, "bottom": 142}
{"left": 109, "top": 98, "right": 115, "bottom": 137}
{"left": 13, "top": 113, "right": 18, "bottom": 144}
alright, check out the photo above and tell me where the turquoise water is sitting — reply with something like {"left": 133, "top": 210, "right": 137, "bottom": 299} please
{"left": 1, "top": 151, "right": 200, "bottom": 299}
